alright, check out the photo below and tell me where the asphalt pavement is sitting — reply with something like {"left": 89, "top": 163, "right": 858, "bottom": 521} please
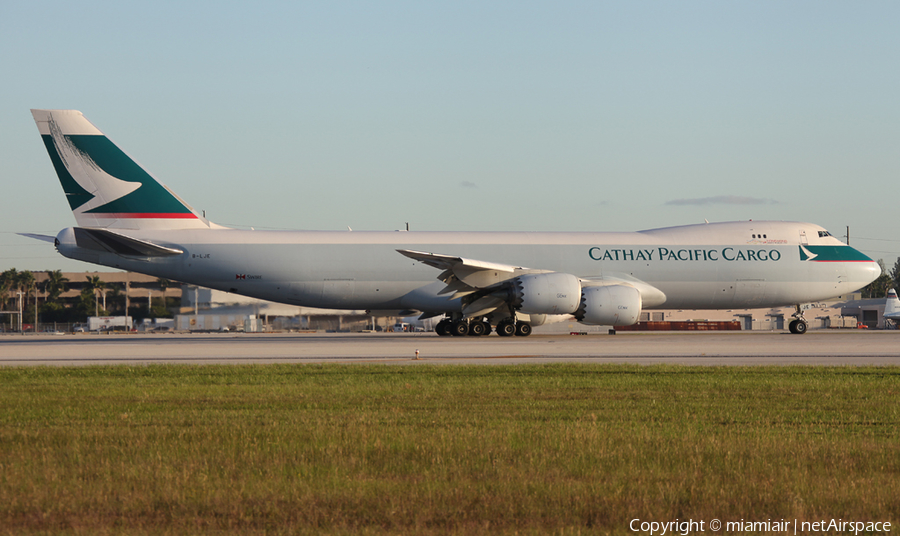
{"left": 2, "top": 330, "right": 900, "bottom": 366}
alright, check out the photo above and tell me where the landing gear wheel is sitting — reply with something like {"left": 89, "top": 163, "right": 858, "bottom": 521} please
{"left": 450, "top": 321, "right": 469, "bottom": 337}
{"left": 789, "top": 304, "right": 809, "bottom": 335}
{"left": 468, "top": 321, "right": 486, "bottom": 336}
{"left": 497, "top": 320, "right": 516, "bottom": 337}
{"left": 481, "top": 321, "right": 492, "bottom": 336}
{"left": 435, "top": 319, "right": 451, "bottom": 336}
{"left": 515, "top": 323, "right": 532, "bottom": 337}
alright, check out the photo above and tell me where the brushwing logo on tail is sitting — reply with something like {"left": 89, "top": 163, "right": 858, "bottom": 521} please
{"left": 39, "top": 110, "right": 198, "bottom": 221}
{"left": 47, "top": 115, "right": 141, "bottom": 213}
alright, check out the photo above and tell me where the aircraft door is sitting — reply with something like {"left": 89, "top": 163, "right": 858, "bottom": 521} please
{"left": 733, "top": 279, "right": 767, "bottom": 307}
{"left": 322, "top": 279, "right": 356, "bottom": 306}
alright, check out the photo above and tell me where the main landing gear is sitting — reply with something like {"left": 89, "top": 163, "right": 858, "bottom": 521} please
{"left": 497, "top": 318, "right": 531, "bottom": 337}
{"left": 496, "top": 319, "right": 516, "bottom": 337}
{"left": 435, "top": 318, "right": 532, "bottom": 337}
{"left": 788, "top": 305, "right": 808, "bottom": 335}
{"left": 491, "top": 318, "right": 532, "bottom": 337}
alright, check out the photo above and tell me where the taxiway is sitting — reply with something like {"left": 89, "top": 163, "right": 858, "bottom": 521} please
{"left": 2, "top": 330, "right": 900, "bottom": 366}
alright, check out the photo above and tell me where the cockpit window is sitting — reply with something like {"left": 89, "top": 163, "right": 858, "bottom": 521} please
{"left": 818, "top": 231, "right": 832, "bottom": 238}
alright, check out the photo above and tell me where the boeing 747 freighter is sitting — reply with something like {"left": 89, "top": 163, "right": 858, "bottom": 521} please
{"left": 25, "top": 110, "right": 880, "bottom": 336}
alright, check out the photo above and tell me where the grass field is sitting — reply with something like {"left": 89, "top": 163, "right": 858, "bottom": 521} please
{"left": 0, "top": 364, "right": 898, "bottom": 535}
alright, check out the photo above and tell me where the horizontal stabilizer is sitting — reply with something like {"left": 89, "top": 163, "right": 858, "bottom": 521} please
{"left": 73, "top": 227, "right": 183, "bottom": 257}
{"left": 17, "top": 233, "right": 56, "bottom": 243}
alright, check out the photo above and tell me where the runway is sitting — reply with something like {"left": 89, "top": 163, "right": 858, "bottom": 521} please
{"left": 2, "top": 330, "right": 900, "bottom": 366}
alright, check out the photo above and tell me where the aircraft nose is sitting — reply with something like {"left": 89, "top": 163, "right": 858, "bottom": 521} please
{"left": 850, "top": 250, "right": 881, "bottom": 287}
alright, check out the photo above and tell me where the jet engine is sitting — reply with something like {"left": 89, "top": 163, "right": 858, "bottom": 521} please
{"left": 510, "top": 273, "right": 582, "bottom": 315}
{"left": 504, "top": 273, "right": 642, "bottom": 326}
{"left": 574, "top": 285, "right": 641, "bottom": 326}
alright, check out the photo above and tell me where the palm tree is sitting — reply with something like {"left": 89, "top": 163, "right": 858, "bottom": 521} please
{"left": 85, "top": 275, "right": 106, "bottom": 317}
{"left": 0, "top": 268, "right": 18, "bottom": 310}
{"left": 157, "top": 278, "right": 171, "bottom": 310}
{"left": 105, "top": 284, "right": 124, "bottom": 314}
{"left": 17, "top": 271, "right": 36, "bottom": 331}
{"left": 43, "top": 270, "right": 69, "bottom": 302}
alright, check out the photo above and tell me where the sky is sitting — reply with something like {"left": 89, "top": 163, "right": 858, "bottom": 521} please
{"left": 2, "top": 1, "right": 899, "bottom": 273}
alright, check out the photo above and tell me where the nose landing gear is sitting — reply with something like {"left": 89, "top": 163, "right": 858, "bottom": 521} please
{"left": 788, "top": 305, "right": 808, "bottom": 334}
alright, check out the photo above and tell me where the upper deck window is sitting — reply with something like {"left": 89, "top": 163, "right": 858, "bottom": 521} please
{"left": 818, "top": 231, "right": 832, "bottom": 238}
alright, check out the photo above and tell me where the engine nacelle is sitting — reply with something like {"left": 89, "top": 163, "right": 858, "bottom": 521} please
{"left": 575, "top": 285, "right": 642, "bottom": 326}
{"left": 511, "top": 273, "right": 582, "bottom": 315}
{"left": 515, "top": 313, "right": 548, "bottom": 326}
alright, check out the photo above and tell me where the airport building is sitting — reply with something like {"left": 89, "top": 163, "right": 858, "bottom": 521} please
{"left": 1, "top": 271, "right": 183, "bottom": 332}
{"left": 18, "top": 271, "right": 180, "bottom": 309}
{"left": 1, "top": 271, "right": 385, "bottom": 332}
{"left": 176, "top": 284, "right": 380, "bottom": 332}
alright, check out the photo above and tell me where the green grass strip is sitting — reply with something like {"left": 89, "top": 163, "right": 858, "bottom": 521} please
{"left": 0, "top": 364, "right": 898, "bottom": 535}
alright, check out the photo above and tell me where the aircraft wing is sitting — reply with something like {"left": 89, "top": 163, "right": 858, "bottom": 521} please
{"left": 399, "top": 249, "right": 669, "bottom": 312}
{"left": 397, "top": 249, "right": 542, "bottom": 299}
{"left": 396, "top": 249, "right": 521, "bottom": 273}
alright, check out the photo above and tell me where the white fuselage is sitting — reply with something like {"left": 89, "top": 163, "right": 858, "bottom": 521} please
{"left": 55, "top": 220, "right": 880, "bottom": 313}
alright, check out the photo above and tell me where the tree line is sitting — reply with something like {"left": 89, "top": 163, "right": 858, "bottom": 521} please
{"left": 1, "top": 269, "right": 175, "bottom": 328}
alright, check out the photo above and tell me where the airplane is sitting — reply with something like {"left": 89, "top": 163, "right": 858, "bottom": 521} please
{"left": 883, "top": 289, "right": 900, "bottom": 325}
{"left": 24, "top": 109, "right": 881, "bottom": 336}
